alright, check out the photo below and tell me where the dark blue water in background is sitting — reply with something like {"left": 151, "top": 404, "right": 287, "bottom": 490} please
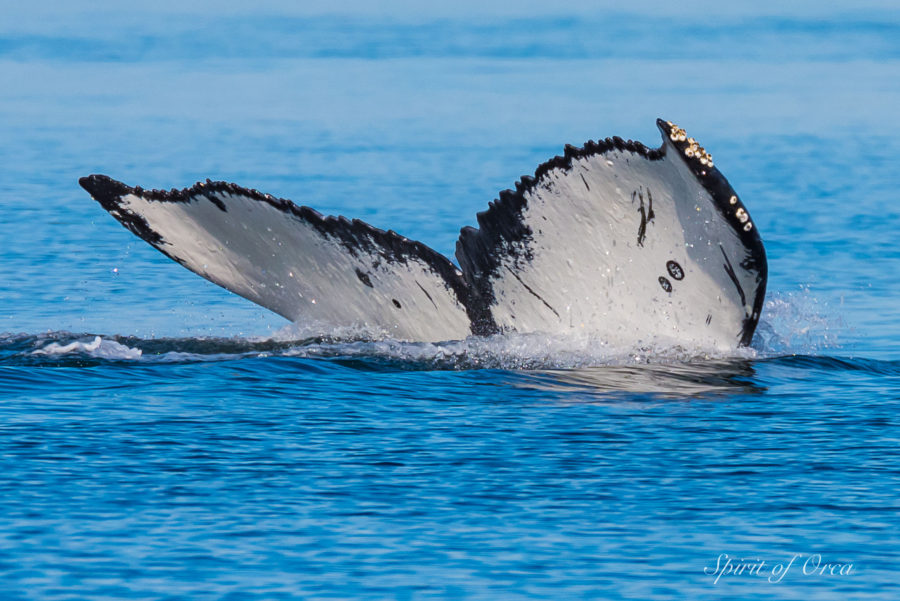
{"left": 1, "top": 2, "right": 899, "bottom": 599}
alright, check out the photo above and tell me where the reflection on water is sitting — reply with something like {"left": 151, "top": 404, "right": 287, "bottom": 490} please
{"left": 515, "top": 360, "right": 762, "bottom": 399}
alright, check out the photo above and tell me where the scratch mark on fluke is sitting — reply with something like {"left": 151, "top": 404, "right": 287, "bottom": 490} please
{"left": 719, "top": 245, "right": 747, "bottom": 307}
{"left": 580, "top": 173, "right": 590, "bottom": 191}
{"left": 505, "top": 266, "right": 561, "bottom": 319}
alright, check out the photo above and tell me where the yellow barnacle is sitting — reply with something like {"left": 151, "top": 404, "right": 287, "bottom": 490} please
{"left": 668, "top": 125, "right": 690, "bottom": 144}
{"left": 685, "top": 148, "right": 695, "bottom": 158}
{"left": 729, "top": 195, "right": 738, "bottom": 205}
{"left": 744, "top": 222, "right": 753, "bottom": 231}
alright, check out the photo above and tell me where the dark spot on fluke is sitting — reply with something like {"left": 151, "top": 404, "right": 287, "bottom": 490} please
{"left": 659, "top": 276, "right": 673, "bottom": 293}
{"left": 392, "top": 299, "right": 402, "bottom": 309}
{"left": 666, "top": 260, "right": 684, "bottom": 280}
{"left": 355, "top": 268, "right": 374, "bottom": 288}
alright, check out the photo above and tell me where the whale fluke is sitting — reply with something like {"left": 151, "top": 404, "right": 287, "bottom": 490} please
{"left": 78, "top": 175, "right": 476, "bottom": 341}
{"left": 80, "top": 119, "right": 767, "bottom": 348}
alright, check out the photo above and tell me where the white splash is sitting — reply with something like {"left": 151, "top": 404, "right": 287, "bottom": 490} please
{"left": 18, "top": 286, "right": 834, "bottom": 368}
{"left": 279, "top": 330, "right": 757, "bottom": 370}
{"left": 33, "top": 336, "right": 143, "bottom": 360}
{"left": 752, "top": 287, "right": 842, "bottom": 355}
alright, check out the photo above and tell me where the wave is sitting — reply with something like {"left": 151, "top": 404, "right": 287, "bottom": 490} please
{"left": 0, "top": 288, "right": 872, "bottom": 376}
{"left": 1, "top": 333, "right": 891, "bottom": 377}
{"left": 29, "top": 335, "right": 143, "bottom": 360}
{"left": 3, "top": 330, "right": 897, "bottom": 402}
{"left": 0, "top": 329, "right": 747, "bottom": 368}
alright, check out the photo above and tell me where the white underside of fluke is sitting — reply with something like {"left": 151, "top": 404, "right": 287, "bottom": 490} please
{"left": 110, "top": 189, "right": 472, "bottom": 342}
{"left": 466, "top": 140, "right": 755, "bottom": 350}
{"left": 82, "top": 120, "right": 766, "bottom": 348}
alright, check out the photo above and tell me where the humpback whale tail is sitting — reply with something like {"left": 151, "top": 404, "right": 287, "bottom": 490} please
{"left": 80, "top": 119, "right": 767, "bottom": 348}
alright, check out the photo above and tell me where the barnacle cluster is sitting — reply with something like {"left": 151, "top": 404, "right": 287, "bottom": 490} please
{"left": 666, "top": 121, "right": 714, "bottom": 168}
{"left": 667, "top": 123, "right": 753, "bottom": 233}
{"left": 731, "top": 197, "right": 754, "bottom": 231}
{"left": 667, "top": 122, "right": 688, "bottom": 142}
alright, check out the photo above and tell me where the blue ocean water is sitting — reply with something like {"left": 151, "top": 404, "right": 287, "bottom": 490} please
{"left": 1, "top": 2, "right": 899, "bottom": 599}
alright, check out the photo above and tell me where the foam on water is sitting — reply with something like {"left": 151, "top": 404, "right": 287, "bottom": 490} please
{"left": 279, "top": 332, "right": 758, "bottom": 371}
{"left": 1, "top": 288, "right": 841, "bottom": 371}
{"left": 30, "top": 335, "right": 143, "bottom": 360}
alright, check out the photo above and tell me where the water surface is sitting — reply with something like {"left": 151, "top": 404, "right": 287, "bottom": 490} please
{"left": 1, "top": 3, "right": 898, "bottom": 599}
